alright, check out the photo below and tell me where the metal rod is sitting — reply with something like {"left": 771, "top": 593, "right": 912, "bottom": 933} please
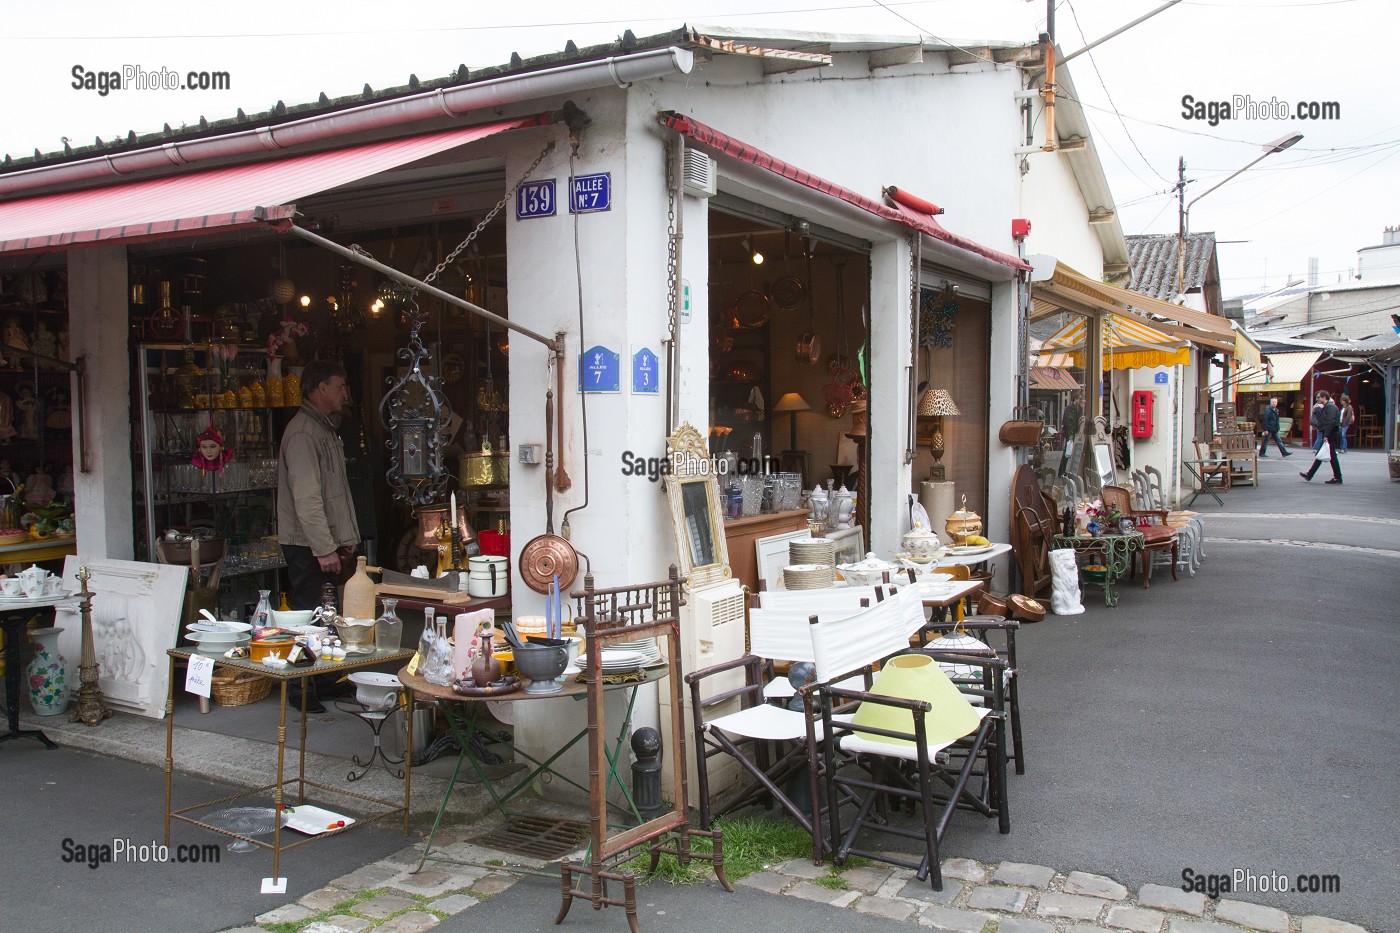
{"left": 281, "top": 222, "right": 560, "bottom": 352}
{"left": 1059, "top": 0, "right": 1184, "bottom": 66}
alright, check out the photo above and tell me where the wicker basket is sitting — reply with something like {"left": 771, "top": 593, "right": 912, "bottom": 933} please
{"left": 211, "top": 670, "right": 272, "bottom": 707}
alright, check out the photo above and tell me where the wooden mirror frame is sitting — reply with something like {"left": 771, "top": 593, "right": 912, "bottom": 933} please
{"left": 663, "top": 422, "right": 731, "bottom": 588}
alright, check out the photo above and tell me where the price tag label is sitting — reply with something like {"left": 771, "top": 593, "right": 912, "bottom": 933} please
{"left": 185, "top": 655, "right": 214, "bottom": 698}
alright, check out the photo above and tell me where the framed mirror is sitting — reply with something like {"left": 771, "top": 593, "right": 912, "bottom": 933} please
{"left": 663, "top": 422, "right": 731, "bottom": 588}
{"left": 1092, "top": 441, "right": 1116, "bottom": 492}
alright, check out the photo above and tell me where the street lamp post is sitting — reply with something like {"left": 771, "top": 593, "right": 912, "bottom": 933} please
{"left": 1176, "top": 132, "right": 1304, "bottom": 296}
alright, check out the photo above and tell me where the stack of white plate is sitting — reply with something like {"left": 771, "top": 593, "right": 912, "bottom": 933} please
{"left": 576, "top": 648, "right": 648, "bottom": 674}
{"left": 784, "top": 564, "right": 836, "bottom": 590}
{"left": 609, "top": 638, "right": 662, "bottom": 666}
{"left": 788, "top": 537, "right": 835, "bottom": 567}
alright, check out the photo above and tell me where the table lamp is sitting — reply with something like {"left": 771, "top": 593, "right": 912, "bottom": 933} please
{"left": 773, "top": 392, "right": 811, "bottom": 454}
{"left": 918, "top": 388, "right": 960, "bottom": 481}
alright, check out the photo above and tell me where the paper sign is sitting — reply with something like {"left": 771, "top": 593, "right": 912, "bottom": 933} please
{"left": 185, "top": 655, "right": 214, "bottom": 698}
{"left": 260, "top": 877, "right": 288, "bottom": 894}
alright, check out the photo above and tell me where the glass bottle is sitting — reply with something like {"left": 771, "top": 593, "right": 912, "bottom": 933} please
{"left": 252, "top": 589, "right": 272, "bottom": 632}
{"left": 375, "top": 598, "right": 403, "bottom": 651}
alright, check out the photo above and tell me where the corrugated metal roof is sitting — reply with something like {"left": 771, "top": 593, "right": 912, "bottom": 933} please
{"left": 1125, "top": 232, "right": 1216, "bottom": 300}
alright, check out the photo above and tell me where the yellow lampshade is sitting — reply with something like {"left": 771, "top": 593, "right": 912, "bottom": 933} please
{"left": 773, "top": 392, "right": 812, "bottom": 413}
{"left": 848, "top": 654, "right": 981, "bottom": 749}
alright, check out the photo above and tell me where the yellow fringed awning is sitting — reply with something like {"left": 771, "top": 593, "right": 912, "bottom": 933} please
{"left": 1036, "top": 314, "right": 1191, "bottom": 371}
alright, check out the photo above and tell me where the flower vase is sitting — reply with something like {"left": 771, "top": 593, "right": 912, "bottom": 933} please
{"left": 27, "top": 626, "right": 69, "bottom": 715}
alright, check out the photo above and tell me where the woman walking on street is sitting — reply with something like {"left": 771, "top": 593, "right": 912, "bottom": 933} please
{"left": 1338, "top": 394, "right": 1355, "bottom": 452}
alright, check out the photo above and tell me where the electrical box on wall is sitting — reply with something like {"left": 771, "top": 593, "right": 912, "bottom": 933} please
{"left": 517, "top": 444, "right": 542, "bottom": 465}
{"left": 1131, "top": 390, "right": 1155, "bottom": 438}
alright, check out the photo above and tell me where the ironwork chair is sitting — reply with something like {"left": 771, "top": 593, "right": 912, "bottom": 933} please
{"left": 814, "top": 646, "right": 1009, "bottom": 890}
{"left": 920, "top": 613, "right": 1024, "bottom": 775}
{"left": 1101, "top": 485, "right": 1178, "bottom": 588}
{"left": 685, "top": 585, "right": 924, "bottom": 864}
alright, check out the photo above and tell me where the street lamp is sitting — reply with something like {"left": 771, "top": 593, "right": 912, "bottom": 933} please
{"left": 1177, "top": 132, "right": 1303, "bottom": 296}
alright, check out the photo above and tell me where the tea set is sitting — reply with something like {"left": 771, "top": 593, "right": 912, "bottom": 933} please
{"left": 0, "top": 565, "right": 67, "bottom": 600}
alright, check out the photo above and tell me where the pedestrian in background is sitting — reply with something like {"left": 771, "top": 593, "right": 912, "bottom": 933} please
{"left": 1258, "top": 397, "right": 1291, "bottom": 457}
{"left": 1300, "top": 390, "right": 1343, "bottom": 484}
{"left": 1311, "top": 394, "right": 1327, "bottom": 451}
{"left": 1338, "top": 394, "right": 1355, "bottom": 452}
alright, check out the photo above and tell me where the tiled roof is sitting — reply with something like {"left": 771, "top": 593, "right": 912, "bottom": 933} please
{"left": 1125, "top": 232, "right": 1216, "bottom": 300}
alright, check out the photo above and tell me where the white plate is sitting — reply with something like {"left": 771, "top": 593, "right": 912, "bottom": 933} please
{"left": 187, "top": 620, "right": 253, "bottom": 633}
{"left": 0, "top": 591, "right": 74, "bottom": 605}
{"left": 948, "top": 544, "right": 995, "bottom": 556}
{"left": 280, "top": 804, "right": 356, "bottom": 835}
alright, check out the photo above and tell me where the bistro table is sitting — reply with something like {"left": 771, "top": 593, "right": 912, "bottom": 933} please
{"left": 933, "top": 543, "right": 1013, "bottom": 568}
{"left": 401, "top": 665, "right": 669, "bottom": 874}
{"left": 164, "top": 646, "right": 415, "bottom": 881}
{"left": 1180, "top": 458, "right": 1228, "bottom": 507}
{"left": 1052, "top": 531, "right": 1144, "bottom": 607}
{"left": 0, "top": 591, "right": 80, "bottom": 748}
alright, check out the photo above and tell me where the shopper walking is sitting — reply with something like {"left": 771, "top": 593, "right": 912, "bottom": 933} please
{"left": 1300, "top": 390, "right": 1343, "bottom": 484}
{"left": 1310, "top": 394, "right": 1327, "bottom": 451}
{"left": 1338, "top": 394, "right": 1355, "bottom": 452}
{"left": 1258, "top": 397, "right": 1292, "bottom": 457}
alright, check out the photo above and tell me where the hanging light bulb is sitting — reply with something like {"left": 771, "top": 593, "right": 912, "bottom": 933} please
{"left": 743, "top": 235, "right": 764, "bottom": 265}
{"left": 299, "top": 295, "right": 312, "bottom": 308}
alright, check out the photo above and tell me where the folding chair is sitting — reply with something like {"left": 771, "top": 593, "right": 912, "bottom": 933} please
{"left": 685, "top": 585, "right": 925, "bottom": 864}
{"left": 921, "top": 614, "right": 1024, "bottom": 775}
{"left": 815, "top": 645, "right": 1009, "bottom": 890}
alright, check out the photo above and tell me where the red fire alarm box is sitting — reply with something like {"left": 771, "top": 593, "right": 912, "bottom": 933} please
{"left": 1131, "top": 390, "right": 1154, "bottom": 438}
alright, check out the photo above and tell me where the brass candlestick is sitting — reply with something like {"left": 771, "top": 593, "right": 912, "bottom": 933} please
{"left": 69, "top": 566, "right": 112, "bottom": 727}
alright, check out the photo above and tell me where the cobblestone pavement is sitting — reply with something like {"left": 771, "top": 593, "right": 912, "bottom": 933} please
{"left": 228, "top": 851, "right": 1375, "bottom": 933}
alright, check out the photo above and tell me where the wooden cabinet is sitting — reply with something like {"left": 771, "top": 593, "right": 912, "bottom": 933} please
{"left": 722, "top": 509, "right": 810, "bottom": 592}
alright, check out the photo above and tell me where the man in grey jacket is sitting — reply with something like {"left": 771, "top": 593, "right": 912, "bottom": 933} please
{"left": 1300, "top": 390, "right": 1343, "bottom": 484}
{"left": 278, "top": 360, "right": 361, "bottom": 610}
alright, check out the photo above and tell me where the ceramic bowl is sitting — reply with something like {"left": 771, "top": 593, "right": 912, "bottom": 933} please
{"left": 189, "top": 631, "right": 251, "bottom": 657}
{"left": 271, "top": 609, "right": 316, "bottom": 627}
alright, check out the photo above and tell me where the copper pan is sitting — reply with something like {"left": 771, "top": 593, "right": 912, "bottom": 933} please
{"left": 518, "top": 388, "right": 580, "bottom": 594}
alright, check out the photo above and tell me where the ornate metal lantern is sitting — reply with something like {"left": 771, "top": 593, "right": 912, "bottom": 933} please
{"left": 380, "top": 298, "right": 452, "bottom": 506}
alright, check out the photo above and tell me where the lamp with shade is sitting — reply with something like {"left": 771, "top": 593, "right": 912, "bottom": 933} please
{"left": 917, "top": 388, "right": 960, "bottom": 481}
{"left": 773, "top": 392, "right": 812, "bottom": 486}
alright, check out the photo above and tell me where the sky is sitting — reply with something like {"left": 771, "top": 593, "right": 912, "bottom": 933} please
{"left": 2, "top": 0, "right": 1396, "bottom": 298}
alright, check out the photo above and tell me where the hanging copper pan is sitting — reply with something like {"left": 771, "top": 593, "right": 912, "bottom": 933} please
{"left": 518, "top": 388, "right": 580, "bottom": 594}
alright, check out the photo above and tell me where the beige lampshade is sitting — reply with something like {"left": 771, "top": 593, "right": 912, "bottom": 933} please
{"left": 848, "top": 653, "right": 982, "bottom": 748}
{"left": 773, "top": 392, "right": 812, "bottom": 413}
{"left": 917, "top": 388, "right": 960, "bottom": 418}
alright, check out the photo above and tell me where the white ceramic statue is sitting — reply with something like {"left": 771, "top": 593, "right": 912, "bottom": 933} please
{"left": 1049, "top": 548, "right": 1084, "bottom": 616}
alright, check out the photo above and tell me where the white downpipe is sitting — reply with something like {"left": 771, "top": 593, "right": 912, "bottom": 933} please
{"left": 0, "top": 47, "right": 694, "bottom": 196}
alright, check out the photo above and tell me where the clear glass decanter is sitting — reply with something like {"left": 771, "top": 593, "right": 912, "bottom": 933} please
{"left": 374, "top": 598, "right": 403, "bottom": 651}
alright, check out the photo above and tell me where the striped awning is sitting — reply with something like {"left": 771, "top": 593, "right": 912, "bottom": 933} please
{"left": 1235, "top": 350, "right": 1322, "bottom": 393}
{"left": 1029, "top": 367, "right": 1081, "bottom": 391}
{"left": 1036, "top": 314, "right": 1191, "bottom": 371}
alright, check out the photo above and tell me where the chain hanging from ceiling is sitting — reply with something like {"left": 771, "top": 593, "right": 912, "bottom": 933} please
{"left": 372, "top": 140, "right": 556, "bottom": 506}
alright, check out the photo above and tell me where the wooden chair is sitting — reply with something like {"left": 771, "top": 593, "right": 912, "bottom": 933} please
{"left": 1101, "top": 485, "right": 1178, "bottom": 588}
{"left": 1192, "top": 441, "right": 1231, "bottom": 492}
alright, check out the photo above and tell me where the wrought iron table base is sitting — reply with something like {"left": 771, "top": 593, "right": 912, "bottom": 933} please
{"left": 1052, "top": 533, "right": 1144, "bottom": 607}
{"left": 333, "top": 698, "right": 407, "bottom": 781}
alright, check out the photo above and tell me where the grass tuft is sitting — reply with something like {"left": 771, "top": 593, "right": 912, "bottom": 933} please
{"left": 624, "top": 815, "right": 816, "bottom": 885}
{"left": 814, "top": 872, "right": 848, "bottom": 890}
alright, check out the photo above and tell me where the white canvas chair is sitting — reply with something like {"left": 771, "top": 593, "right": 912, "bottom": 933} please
{"left": 684, "top": 584, "right": 923, "bottom": 864}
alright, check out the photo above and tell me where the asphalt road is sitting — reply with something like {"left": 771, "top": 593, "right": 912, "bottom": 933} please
{"left": 2, "top": 450, "right": 1395, "bottom": 932}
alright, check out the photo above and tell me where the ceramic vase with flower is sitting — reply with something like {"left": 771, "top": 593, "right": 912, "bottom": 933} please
{"left": 27, "top": 626, "right": 69, "bottom": 715}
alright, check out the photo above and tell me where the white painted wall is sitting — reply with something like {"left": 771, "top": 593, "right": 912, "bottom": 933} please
{"left": 67, "top": 246, "right": 134, "bottom": 561}
{"left": 1019, "top": 151, "right": 1105, "bottom": 276}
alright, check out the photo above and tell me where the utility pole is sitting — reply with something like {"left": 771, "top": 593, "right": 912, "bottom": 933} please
{"left": 1175, "top": 156, "right": 1188, "bottom": 298}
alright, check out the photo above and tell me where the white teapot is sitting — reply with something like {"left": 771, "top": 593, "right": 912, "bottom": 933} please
{"left": 19, "top": 565, "right": 49, "bottom": 598}
{"left": 901, "top": 521, "right": 943, "bottom": 562}
{"left": 837, "top": 552, "right": 900, "bottom": 587}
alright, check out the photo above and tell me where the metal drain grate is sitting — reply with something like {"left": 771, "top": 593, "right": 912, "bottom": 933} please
{"left": 472, "top": 816, "right": 590, "bottom": 860}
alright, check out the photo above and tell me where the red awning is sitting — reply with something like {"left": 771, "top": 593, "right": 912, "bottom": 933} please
{"left": 0, "top": 116, "right": 544, "bottom": 254}
{"left": 658, "top": 111, "right": 1028, "bottom": 272}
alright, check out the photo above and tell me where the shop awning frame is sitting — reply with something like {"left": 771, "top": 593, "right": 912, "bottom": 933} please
{"left": 657, "top": 110, "right": 1030, "bottom": 273}
{"left": 1036, "top": 313, "right": 1192, "bottom": 371}
{"left": 1030, "top": 260, "right": 1235, "bottom": 353}
{"left": 0, "top": 115, "right": 551, "bottom": 255}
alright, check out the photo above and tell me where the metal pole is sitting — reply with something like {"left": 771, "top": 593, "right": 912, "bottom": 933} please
{"left": 279, "top": 221, "right": 561, "bottom": 353}
{"left": 1059, "top": 0, "right": 1185, "bottom": 66}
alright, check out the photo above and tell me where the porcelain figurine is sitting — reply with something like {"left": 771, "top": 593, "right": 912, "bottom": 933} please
{"left": 31, "top": 321, "right": 57, "bottom": 364}
{"left": 1049, "top": 548, "right": 1085, "bottom": 616}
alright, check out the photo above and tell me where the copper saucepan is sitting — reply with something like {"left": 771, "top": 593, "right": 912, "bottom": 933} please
{"left": 518, "top": 388, "right": 580, "bottom": 594}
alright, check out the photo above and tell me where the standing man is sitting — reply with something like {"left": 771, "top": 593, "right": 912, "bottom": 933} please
{"left": 278, "top": 360, "right": 361, "bottom": 610}
{"left": 1258, "top": 398, "right": 1292, "bottom": 458}
{"left": 1300, "top": 390, "right": 1343, "bottom": 484}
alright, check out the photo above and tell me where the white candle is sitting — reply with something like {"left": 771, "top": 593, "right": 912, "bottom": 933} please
{"left": 449, "top": 492, "right": 457, "bottom": 528}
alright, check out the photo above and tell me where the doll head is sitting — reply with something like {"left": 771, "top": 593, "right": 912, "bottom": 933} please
{"left": 192, "top": 424, "right": 234, "bottom": 471}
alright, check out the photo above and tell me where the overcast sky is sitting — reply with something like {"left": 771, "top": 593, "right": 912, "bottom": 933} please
{"left": 2, "top": 0, "right": 1395, "bottom": 298}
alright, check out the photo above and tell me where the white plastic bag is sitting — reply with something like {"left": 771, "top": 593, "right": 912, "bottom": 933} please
{"left": 1315, "top": 440, "right": 1332, "bottom": 462}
